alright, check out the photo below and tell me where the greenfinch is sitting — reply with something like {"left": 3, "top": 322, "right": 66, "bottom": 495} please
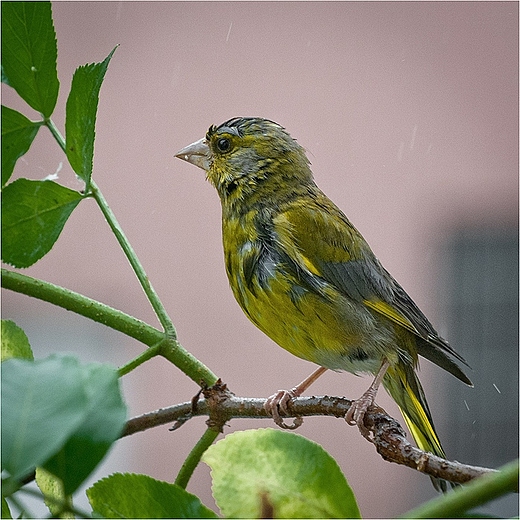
{"left": 176, "top": 117, "right": 471, "bottom": 491}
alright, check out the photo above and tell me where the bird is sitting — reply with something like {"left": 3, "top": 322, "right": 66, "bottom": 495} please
{"left": 175, "top": 117, "right": 472, "bottom": 491}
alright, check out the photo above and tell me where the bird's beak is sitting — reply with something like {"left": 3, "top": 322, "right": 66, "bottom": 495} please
{"left": 175, "top": 138, "right": 212, "bottom": 171}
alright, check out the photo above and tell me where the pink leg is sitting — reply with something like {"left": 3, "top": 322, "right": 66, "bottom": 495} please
{"left": 345, "top": 359, "right": 390, "bottom": 440}
{"left": 265, "top": 366, "right": 328, "bottom": 429}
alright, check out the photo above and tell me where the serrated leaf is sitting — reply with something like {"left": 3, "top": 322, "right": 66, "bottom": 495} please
{"left": 1, "top": 356, "right": 89, "bottom": 482}
{"left": 43, "top": 363, "right": 127, "bottom": 494}
{"left": 202, "top": 428, "right": 361, "bottom": 519}
{"left": 1, "top": 106, "right": 42, "bottom": 186}
{"left": 1, "top": 320, "right": 33, "bottom": 362}
{"left": 65, "top": 47, "right": 117, "bottom": 187}
{"left": 1, "top": 1, "right": 59, "bottom": 117}
{"left": 1, "top": 178, "right": 83, "bottom": 268}
{"left": 87, "top": 473, "right": 218, "bottom": 519}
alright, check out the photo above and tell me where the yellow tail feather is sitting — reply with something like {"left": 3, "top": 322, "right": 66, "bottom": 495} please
{"left": 399, "top": 381, "right": 445, "bottom": 458}
{"left": 383, "top": 366, "right": 450, "bottom": 492}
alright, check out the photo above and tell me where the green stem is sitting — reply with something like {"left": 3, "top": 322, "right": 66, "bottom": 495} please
{"left": 89, "top": 179, "right": 177, "bottom": 337}
{"left": 40, "top": 119, "right": 219, "bottom": 384}
{"left": 2, "top": 268, "right": 161, "bottom": 345}
{"left": 175, "top": 427, "right": 220, "bottom": 489}
{"left": 44, "top": 118, "right": 176, "bottom": 338}
{"left": 118, "top": 341, "right": 163, "bottom": 377}
{"left": 400, "top": 459, "right": 519, "bottom": 519}
{"left": 1, "top": 269, "right": 218, "bottom": 386}
{"left": 45, "top": 118, "right": 66, "bottom": 152}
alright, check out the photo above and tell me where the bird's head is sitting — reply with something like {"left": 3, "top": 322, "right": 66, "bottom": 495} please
{"left": 175, "top": 117, "right": 314, "bottom": 206}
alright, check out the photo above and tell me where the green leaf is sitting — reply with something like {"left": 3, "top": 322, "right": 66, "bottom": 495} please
{"left": 87, "top": 473, "right": 218, "bottom": 519}
{"left": 65, "top": 47, "right": 117, "bottom": 188}
{"left": 1, "top": 319, "right": 33, "bottom": 362}
{"left": 1, "top": 106, "right": 42, "bottom": 186}
{"left": 1, "top": 178, "right": 83, "bottom": 268}
{"left": 2, "top": 497, "right": 13, "bottom": 519}
{"left": 43, "top": 362, "right": 127, "bottom": 494}
{"left": 202, "top": 428, "right": 361, "bottom": 519}
{"left": 35, "top": 467, "right": 74, "bottom": 519}
{"left": 1, "top": 1, "right": 59, "bottom": 117}
{"left": 1, "top": 355, "right": 126, "bottom": 494}
{"left": 1, "top": 356, "right": 89, "bottom": 482}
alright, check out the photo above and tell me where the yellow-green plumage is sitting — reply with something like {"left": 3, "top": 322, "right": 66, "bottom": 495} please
{"left": 176, "top": 117, "right": 471, "bottom": 491}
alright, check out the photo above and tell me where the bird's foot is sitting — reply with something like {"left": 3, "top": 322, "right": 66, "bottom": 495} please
{"left": 345, "top": 387, "right": 378, "bottom": 441}
{"left": 264, "top": 389, "right": 303, "bottom": 430}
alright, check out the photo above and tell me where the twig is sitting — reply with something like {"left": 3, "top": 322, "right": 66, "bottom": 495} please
{"left": 46, "top": 118, "right": 177, "bottom": 338}
{"left": 1, "top": 268, "right": 218, "bottom": 387}
{"left": 122, "top": 393, "right": 497, "bottom": 486}
{"left": 400, "top": 459, "right": 519, "bottom": 518}
{"left": 174, "top": 427, "right": 220, "bottom": 489}
{"left": 363, "top": 405, "right": 490, "bottom": 484}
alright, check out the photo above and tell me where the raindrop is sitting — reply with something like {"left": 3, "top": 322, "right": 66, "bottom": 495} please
{"left": 226, "top": 22, "right": 233, "bottom": 42}
{"left": 410, "top": 124, "right": 418, "bottom": 150}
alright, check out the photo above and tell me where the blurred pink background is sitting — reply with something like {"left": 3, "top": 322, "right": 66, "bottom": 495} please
{"left": 2, "top": 2, "right": 518, "bottom": 517}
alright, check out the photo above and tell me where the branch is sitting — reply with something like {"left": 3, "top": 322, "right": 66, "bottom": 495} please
{"left": 1, "top": 268, "right": 161, "bottom": 345}
{"left": 45, "top": 118, "right": 176, "bottom": 337}
{"left": 1, "top": 268, "right": 218, "bottom": 387}
{"left": 122, "top": 388, "right": 497, "bottom": 486}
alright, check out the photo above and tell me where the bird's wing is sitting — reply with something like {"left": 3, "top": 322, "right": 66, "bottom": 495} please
{"left": 273, "top": 202, "right": 418, "bottom": 331}
{"left": 274, "top": 199, "right": 471, "bottom": 384}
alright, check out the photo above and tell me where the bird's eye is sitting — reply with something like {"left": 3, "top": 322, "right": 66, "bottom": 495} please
{"left": 216, "top": 138, "right": 232, "bottom": 153}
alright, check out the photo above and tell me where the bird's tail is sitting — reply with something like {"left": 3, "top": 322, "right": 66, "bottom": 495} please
{"left": 383, "top": 363, "right": 450, "bottom": 492}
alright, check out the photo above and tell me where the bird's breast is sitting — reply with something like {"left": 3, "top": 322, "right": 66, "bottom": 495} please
{"left": 221, "top": 213, "right": 392, "bottom": 371}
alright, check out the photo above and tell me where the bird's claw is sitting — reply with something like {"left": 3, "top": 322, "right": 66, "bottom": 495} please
{"left": 265, "top": 389, "right": 303, "bottom": 430}
{"left": 345, "top": 389, "right": 377, "bottom": 441}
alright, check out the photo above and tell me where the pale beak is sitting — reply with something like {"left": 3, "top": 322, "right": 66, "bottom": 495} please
{"left": 175, "top": 138, "right": 212, "bottom": 171}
